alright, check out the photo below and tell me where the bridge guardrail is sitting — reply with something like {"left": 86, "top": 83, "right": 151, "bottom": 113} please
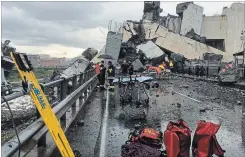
{"left": 1, "top": 69, "right": 98, "bottom": 157}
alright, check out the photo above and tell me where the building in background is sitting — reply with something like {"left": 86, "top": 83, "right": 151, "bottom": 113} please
{"left": 201, "top": 3, "right": 245, "bottom": 54}
{"left": 39, "top": 54, "right": 51, "bottom": 59}
{"left": 148, "top": 2, "right": 244, "bottom": 56}
{"left": 40, "top": 57, "right": 66, "bottom": 67}
{"left": 27, "top": 54, "right": 41, "bottom": 67}
{"left": 27, "top": 54, "right": 67, "bottom": 68}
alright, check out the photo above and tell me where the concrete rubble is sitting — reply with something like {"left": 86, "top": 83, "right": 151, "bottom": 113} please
{"left": 60, "top": 48, "right": 97, "bottom": 79}
{"left": 131, "top": 59, "right": 144, "bottom": 72}
{"left": 82, "top": 48, "right": 98, "bottom": 61}
{"left": 89, "top": 2, "right": 232, "bottom": 69}
{"left": 112, "top": 1, "right": 232, "bottom": 71}
{"left": 60, "top": 56, "right": 90, "bottom": 79}
{"left": 136, "top": 41, "right": 165, "bottom": 60}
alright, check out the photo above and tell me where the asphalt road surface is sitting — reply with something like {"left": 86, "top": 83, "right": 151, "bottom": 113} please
{"left": 67, "top": 76, "right": 245, "bottom": 157}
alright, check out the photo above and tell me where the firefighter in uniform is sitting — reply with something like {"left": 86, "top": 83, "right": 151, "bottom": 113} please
{"left": 169, "top": 59, "right": 174, "bottom": 72}
{"left": 107, "top": 61, "right": 115, "bottom": 91}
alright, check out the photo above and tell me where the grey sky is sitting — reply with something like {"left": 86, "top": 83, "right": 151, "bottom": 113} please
{"left": 1, "top": 1, "right": 234, "bottom": 58}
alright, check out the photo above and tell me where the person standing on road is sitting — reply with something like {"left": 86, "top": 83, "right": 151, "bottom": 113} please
{"left": 99, "top": 60, "right": 106, "bottom": 90}
{"left": 170, "top": 59, "right": 174, "bottom": 72}
{"left": 128, "top": 61, "right": 134, "bottom": 82}
{"left": 95, "top": 62, "right": 100, "bottom": 81}
{"left": 121, "top": 60, "right": 129, "bottom": 76}
{"left": 107, "top": 61, "right": 115, "bottom": 90}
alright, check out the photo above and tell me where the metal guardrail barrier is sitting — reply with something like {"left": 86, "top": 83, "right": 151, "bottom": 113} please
{"left": 1, "top": 69, "right": 98, "bottom": 157}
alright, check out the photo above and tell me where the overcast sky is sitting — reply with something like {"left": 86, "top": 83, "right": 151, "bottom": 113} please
{"left": 1, "top": 1, "right": 235, "bottom": 58}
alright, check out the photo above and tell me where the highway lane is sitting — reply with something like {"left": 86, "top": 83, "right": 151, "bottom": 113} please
{"left": 67, "top": 76, "right": 245, "bottom": 157}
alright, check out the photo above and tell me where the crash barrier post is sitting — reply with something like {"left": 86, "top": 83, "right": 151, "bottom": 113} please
{"left": 1, "top": 69, "right": 98, "bottom": 157}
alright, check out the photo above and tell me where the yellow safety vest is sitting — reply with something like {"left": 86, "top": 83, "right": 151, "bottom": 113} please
{"left": 170, "top": 61, "right": 173, "bottom": 67}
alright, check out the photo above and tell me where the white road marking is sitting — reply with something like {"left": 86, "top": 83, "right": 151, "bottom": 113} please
{"left": 173, "top": 90, "right": 202, "bottom": 103}
{"left": 99, "top": 90, "right": 110, "bottom": 157}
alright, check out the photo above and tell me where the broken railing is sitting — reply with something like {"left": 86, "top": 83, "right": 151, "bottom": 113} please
{"left": 1, "top": 69, "right": 98, "bottom": 157}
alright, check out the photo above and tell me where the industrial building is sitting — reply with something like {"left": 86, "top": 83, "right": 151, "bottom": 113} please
{"left": 201, "top": 3, "right": 245, "bottom": 54}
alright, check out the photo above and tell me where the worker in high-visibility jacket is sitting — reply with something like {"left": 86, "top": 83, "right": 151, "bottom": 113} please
{"left": 159, "top": 62, "right": 166, "bottom": 70}
{"left": 148, "top": 66, "right": 162, "bottom": 79}
{"left": 169, "top": 60, "right": 174, "bottom": 72}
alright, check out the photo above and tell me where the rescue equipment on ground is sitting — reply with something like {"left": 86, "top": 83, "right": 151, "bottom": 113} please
{"left": 192, "top": 120, "right": 225, "bottom": 157}
{"left": 127, "top": 127, "right": 163, "bottom": 149}
{"left": 121, "top": 142, "right": 162, "bottom": 157}
{"left": 164, "top": 119, "right": 191, "bottom": 157}
{"left": 115, "top": 75, "right": 151, "bottom": 105}
{"left": 121, "top": 127, "right": 166, "bottom": 157}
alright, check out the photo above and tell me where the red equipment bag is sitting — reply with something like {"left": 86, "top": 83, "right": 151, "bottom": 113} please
{"left": 128, "top": 127, "right": 163, "bottom": 149}
{"left": 192, "top": 120, "right": 225, "bottom": 157}
{"left": 164, "top": 119, "right": 191, "bottom": 157}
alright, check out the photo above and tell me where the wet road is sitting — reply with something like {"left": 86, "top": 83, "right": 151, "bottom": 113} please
{"left": 67, "top": 76, "right": 245, "bottom": 157}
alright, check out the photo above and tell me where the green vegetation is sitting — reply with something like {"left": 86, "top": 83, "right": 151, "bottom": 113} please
{"left": 7, "top": 68, "right": 54, "bottom": 82}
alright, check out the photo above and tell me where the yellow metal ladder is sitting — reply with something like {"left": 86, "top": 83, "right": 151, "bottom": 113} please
{"left": 10, "top": 52, "right": 75, "bottom": 157}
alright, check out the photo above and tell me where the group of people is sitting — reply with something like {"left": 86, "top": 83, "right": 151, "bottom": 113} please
{"left": 94, "top": 60, "right": 135, "bottom": 90}
{"left": 146, "top": 59, "right": 174, "bottom": 79}
{"left": 95, "top": 60, "right": 116, "bottom": 90}
{"left": 94, "top": 58, "right": 175, "bottom": 89}
{"left": 121, "top": 60, "right": 134, "bottom": 82}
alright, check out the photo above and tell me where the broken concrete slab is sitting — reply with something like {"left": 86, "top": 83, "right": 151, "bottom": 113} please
{"left": 170, "top": 53, "right": 185, "bottom": 62}
{"left": 105, "top": 31, "right": 123, "bottom": 64}
{"left": 91, "top": 46, "right": 105, "bottom": 64}
{"left": 123, "top": 21, "right": 231, "bottom": 62}
{"left": 82, "top": 48, "right": 98, "bottom": 61}
{"left": 60, "top": 56, "right": 90, "bottom": 79}
{"left": 131, "top": 59, "right": 144, "bottom": 72}
{"left": 143, "top": 23, "right": 231, "bottom": 61}
{"left": 136, "top": 41, "right": 165, "bottom": 59}
{"left": 185, "top": 28, "right": 206, "bottom": 43}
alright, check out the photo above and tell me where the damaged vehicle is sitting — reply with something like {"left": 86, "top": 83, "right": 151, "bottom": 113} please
{"left": 218, "top": 61, "right": 240, "bottom": 84}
